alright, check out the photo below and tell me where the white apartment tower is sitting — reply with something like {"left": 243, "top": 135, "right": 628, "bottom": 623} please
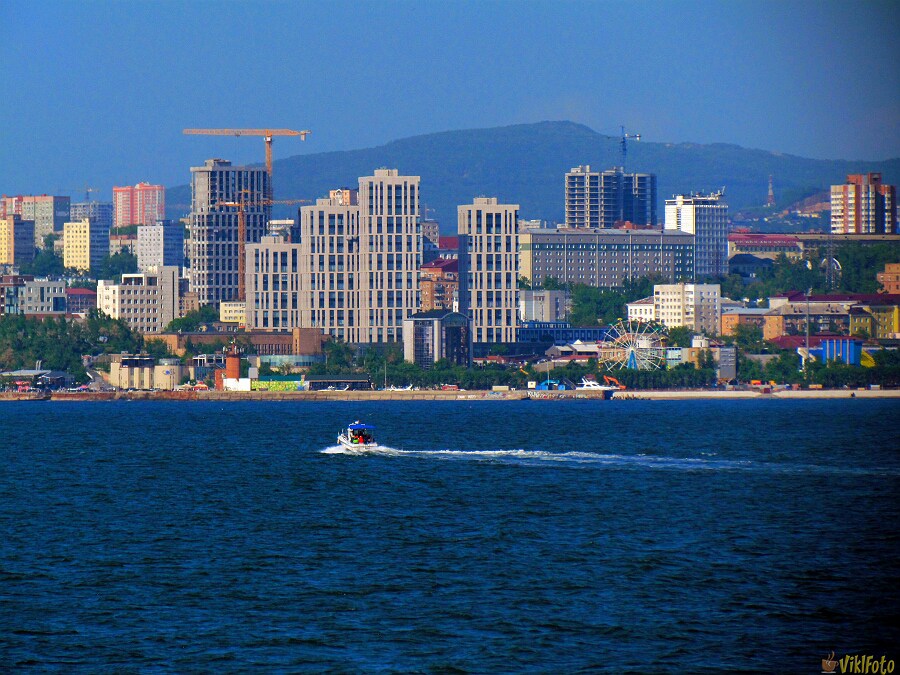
{"left": 665, "top": 192, "right": 728, "bottom": 278}
{"left": 297, "top": 172, "right": 421, "bottom": 344}
{"left": 359, "top": 170, "right": 421, "bottom": 342}
{"left": 298, "top": 189, "right": 362, "bottom": 341}
{"left": 187, "top": 159, "right": 270, "bottom": 305}
{"left": 458, "top": 197, "right": 519, "bottom": 343}
{"left": 246, "top": 235, "right": 302, "bottom": 331}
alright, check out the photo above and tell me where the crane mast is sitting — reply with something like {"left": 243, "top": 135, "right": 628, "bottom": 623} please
{"left": 620, "top": 125, "right": 641, "bottom": 173}
{"left": 184, "top": 127, "right": 311, "bottom": 303}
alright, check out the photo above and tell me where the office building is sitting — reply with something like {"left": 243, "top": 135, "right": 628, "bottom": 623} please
{"left": 565, "top": 165, "right": 657, "bottom": 229}
{"left": 665, "top": 192, "right": 728, "bottom": 278}
{"left": 137, "top": 221, "right": 185, "bottom": 270}
{"left": 458, "top": 197, "right": 519, "bottom": 343}
{"left": 70, "top": 201, "right": 113, "bottom": 234}
{"left": 97, "top": 266, "right": 180, "bottom": 334}
{"left": 831, "top": 173, "right": 896, "bottom": 235}
{"left": 113, "top": 182, "right": 165, "bottom": 228}
{"left": 3, "top": 277, "right": 67, "bottom": 316}
{"left": 652, "top": 283, "right": 721, "bottom": 334}
{"left": 0, "top": 215, "right": 35, "bottom": 267}
{"left": 519, "top": 227, "right": 694, "bottom": 289}
{"left": 63, "top": 217, "right": 110, "bottom": 272}
{"left": 403, "top": 310, "right": 470, "bottom": 368}
{"left": 187, "top": 159, "right": 270, "bottom": 305}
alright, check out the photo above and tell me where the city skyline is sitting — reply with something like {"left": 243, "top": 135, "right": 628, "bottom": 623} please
{"left": 1, "top": 0, "right": 898, "bottom": 199}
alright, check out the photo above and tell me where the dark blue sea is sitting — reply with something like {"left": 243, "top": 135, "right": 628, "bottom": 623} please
{"left": 2, "top": 399, "right": 898, "bottom": 672}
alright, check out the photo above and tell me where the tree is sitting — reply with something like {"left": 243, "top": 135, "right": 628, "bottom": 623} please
{"left": 21, "top": 248, "right": 66, "bottom": 277}
{"left": 732, "top": 323, "right": 766, "bottom": 353}
{"left": 96, "top": 252, "right": 138, "bottom": 280}
{"left": 165, "top": 305, "right": 220, "bottom": 332}
{"left": 666, "top": 326, "right": 694, "bottom": 348}
{"left": 542, "top": 276, "right": 564, "bottom": 290}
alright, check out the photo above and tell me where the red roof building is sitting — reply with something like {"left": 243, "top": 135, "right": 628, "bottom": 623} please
{"left": 66, "top": 287, "right": 97, "bottom": 314}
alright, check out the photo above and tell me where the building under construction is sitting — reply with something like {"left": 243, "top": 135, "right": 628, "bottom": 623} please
{"left": 187, "top": 159, "right": 270, "bottom": 305}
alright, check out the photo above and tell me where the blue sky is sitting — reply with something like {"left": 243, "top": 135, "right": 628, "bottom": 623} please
{"left": 1, "top": 0, "right": 897, "bottom": 199}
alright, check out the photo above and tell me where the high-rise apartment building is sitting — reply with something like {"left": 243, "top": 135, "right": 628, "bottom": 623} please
{"left": 137, "top": 221, "right": 185, "bottom": 271}
{"left": 565, "top": 165, "right": 657, "bottom": 228}
{"left": 113, "top": 183, "right": 166, "bottom": 228}
{"left": 296, "top": 171, "right": 421, "bottom": 343}
{"left": 97, "top": 265, "right": 180, "bottom": 334}
{"left": 458, "top": 197, "right": 519, "bottom": 343}
{"left": 246, "top": 235, "right": 301, "bottom": 331}
{"left": 297, "top": 188, "right": 361, "bottom": 341}
{"left": 187, "top": 159, "right": 270, "bottom": 305}
{"left": 0, "top": 216, "right": 35, "bottom": 267}
{"left": 70, "top": 201, "right": 113, "bottom": 233}
{"left": 519, "top": 227, "right": 694, "bottom": 288}
{"left": 665, "top": 192, "right": 728, "bottom": 278}
{"left": 63, "top": 217, "right": 110, "bottom": 272}
{"left": 831, "top": 173, "right": 896, "bottom": 235}
{"left": 358, "top": 169, "right": 421, "bottom": 343}
{"left": 2, "top": 195, "right": 70, "bottom": 249}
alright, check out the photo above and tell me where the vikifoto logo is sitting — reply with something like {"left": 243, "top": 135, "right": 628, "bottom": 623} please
{"left": 822, "top": 651, "right": 895, "bottom": 674}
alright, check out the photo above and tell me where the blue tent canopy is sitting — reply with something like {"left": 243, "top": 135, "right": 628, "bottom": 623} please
{"left": 349, "top": 423, "right": 375, "bottom": 430}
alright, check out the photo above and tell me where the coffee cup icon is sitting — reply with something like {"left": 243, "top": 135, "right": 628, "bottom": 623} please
{"left": 822, "top": 651, "right": 837, "bottom": 673}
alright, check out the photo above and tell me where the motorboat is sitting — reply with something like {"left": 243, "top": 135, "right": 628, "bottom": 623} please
{"left": 338, "top": 421, "right": 378, "bottom": 450}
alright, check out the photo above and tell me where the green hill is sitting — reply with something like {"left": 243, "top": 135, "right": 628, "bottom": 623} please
{"left": 167, "top": 121, "right": 900, "bottom": 232}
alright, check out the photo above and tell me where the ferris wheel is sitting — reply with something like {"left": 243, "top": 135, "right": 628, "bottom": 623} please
{"left": 601, "top": 320, "right": 667, "bottom": 371}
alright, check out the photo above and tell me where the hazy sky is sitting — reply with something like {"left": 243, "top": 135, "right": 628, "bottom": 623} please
{"left": 2, "top": 0, "right": 898, "bottom": 199}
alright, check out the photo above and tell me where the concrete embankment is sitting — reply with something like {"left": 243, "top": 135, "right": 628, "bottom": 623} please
{"left": 5, "top": 388, "right": 896, "bottom": 403}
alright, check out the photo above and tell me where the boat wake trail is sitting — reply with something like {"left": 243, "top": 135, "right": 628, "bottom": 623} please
{"left": 319, "top": 446, "right": 900, "bottom": 476}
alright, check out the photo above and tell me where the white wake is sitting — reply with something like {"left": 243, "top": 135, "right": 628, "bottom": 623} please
{"left": 319, "top": 445, "right": 899, "bottom": 476}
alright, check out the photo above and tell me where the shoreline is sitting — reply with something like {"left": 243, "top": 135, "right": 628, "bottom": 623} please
{"left": 3, "top": 388, "right": 899, "bottom": 402}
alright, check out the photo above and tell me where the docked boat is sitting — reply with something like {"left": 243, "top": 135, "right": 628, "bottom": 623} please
{"left": 338, "top": 421, "right": 378, "bottom": 450}
{"left": 576, "top": 377, "right": 615, "bottom": 391}
{"left": 576, "top": 377, "right": 621, "bottom": 399}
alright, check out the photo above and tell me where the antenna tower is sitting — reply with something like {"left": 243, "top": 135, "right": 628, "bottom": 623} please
{"left": 767, "top": 174, "right": 776, "bottom": 207}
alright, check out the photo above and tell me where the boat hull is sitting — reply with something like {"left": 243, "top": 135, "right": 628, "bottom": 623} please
{"left": 337, "top": 433, "right": 378, "bottom": 451}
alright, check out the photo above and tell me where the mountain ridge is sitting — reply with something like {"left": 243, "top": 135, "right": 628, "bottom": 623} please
{"left": 167, "top": 121, "right": 900, "bottom": 230}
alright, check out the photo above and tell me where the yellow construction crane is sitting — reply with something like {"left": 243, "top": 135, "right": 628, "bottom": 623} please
{"left": 215, "top": 195, "right": 310, "bottom": 303}
{"left": 182, "top": 128, "right": 311, "bottom": 199}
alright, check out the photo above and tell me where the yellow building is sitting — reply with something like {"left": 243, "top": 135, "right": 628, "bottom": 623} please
{"left": 0, "top": 215, "right": 35, "bottom": 266}
{"left": 63, "top": 219, "right": 91, "bottom": 271}
{"left": 219, "top": 301, "right": 246, "bottom": 326}
{"left": 63, "top": 218, "right": 109, "bottom": 271}
{"left": 865, "top": 303, "right": 900, "bottom": 339}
